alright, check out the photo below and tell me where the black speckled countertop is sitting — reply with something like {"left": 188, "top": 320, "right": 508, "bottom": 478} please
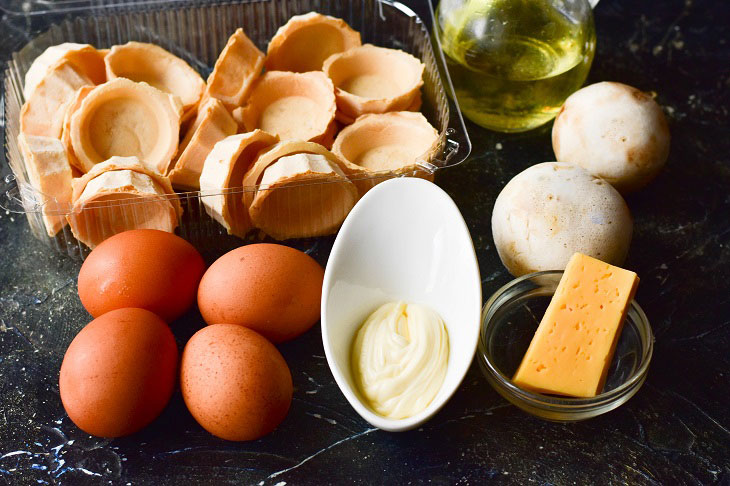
{"left": 1, "top": 0, "right": 729, "bottom": 484}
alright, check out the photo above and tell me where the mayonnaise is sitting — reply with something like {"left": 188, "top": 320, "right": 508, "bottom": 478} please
{"left": 351, "top": 301, "right": 449, "bottom": 420}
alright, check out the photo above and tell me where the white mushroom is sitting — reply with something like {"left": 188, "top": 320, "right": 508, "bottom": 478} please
{"left": 552, "top": 81, "right": 670, "bottom": 193}
{"left": 491, "top": 162, "right": 633, "bottom": 277}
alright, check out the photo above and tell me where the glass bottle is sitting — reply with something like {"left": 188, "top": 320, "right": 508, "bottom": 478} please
{"left": 436, "top": 0, "right": 596, "bottom": 132}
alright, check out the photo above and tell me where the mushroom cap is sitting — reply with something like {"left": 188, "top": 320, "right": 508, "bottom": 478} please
{"left": 323, "top": 44, "right": 424, "bottom": 123}
{"left": 249, "top": 153, "right": 358, "bottom": 239}
{"left": 68, "top": 156, "right": 181, "bottom": 248}
{"left": 105, "top": 41, "right": 205, "bottom": 120}
{"left": 552, "top": 81, "right": 671, "bottom": 193}
{"left": 199, "top": 130, "right": 280, "bottom": 237}
{"left": 24, "top": 43, "right": 106, "bottom": 99}
{"left": 491, "top": 162, "right": 633, "bottom": 277}
{"left": 241, "top": 71, "right": 337, "bottom": 146}
{"left": 168, "top": 97, "right": 238, "bottom": 190}
{"left": 69, "top": 78, "right": 183, "bottom": 175}
{"left": 205, "top": 28, "right": 265, "bottom": 111}
{"left": 266, "top": 12, "right": 361, "bottom": 73}
{"left": 20, "top": 59, "right": 93, "bottom": 139}
{"left": 17, "top": 134, "right": 73, "bottom": 237}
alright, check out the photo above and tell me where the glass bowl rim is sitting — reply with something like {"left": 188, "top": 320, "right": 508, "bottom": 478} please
{"left": 478, "top": 270, "right": 654, "bottom": 411}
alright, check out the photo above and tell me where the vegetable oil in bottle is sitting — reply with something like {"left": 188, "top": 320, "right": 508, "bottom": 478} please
{"left": 436, "top": 0, "right": 596, "bottom": 132}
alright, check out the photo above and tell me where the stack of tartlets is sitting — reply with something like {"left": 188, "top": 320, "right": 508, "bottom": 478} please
{"left": 18, "top": 12, "right": 439, "bottom": 245}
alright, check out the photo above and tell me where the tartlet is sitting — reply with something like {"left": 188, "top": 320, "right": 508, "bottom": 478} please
{"left": 332, "top": 111, "right": 439, "bottom": 193}
{"left": 266, "top": 12, "right": 361, "bottom": 73}
{"left": 15, "top": 14, "right": 438, "bottom": 245}
{"left": 240, "top": 71, "right": 337, "bottom": 147}
{"left": 60, "top": 85, "right": 94, "bottom": 174}
{"left": 168, "top": 98, "right": 238, "bottom": 190}
{"left": 23, "top": 43, "right": 105, "bottom": 98}
{"left": 241, "top": 140, "right": 359, "bottom": 239}
{"left": 323, "top": 44, "right": 424, "bottom": 124}
{"left": 242, "top": 140, "right": 361, "bottom": 197}
{"left": 105, "top": 41, "right": 205, "bottom": 122}
{"left": 17, "top": 134, "right": 74, "bottom": 237}
{"left": 67, "top": 156, "right": 181, "bottom": 248}
{"left": 20, "top": 59, "right": 93, "bottom": 138}
{"left": 199, "top": 130, "right": 279, "bottom": 237}
{"left": 204, "top": 28, "right": 265, "bottom": 111}
{"left": 69, "top": 78, "right": 183, "bottom": 175}
{"left": 249, "top": 152, "right": 358, "bottom": 239}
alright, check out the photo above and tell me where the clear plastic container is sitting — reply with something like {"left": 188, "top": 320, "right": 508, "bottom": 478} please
{"left": 1, "top": 0, "right": 471, "bottom": 259}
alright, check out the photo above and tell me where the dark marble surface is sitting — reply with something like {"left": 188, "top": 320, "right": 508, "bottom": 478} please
{"left": 1, "top": 0, "right": 729, "bottom": 484}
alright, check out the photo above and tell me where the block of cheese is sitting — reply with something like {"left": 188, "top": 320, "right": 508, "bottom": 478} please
{"left": 512, "top": 253, "right": 639, "bottom": 398}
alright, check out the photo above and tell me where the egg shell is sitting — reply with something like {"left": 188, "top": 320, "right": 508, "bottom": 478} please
{"left": 180, "top": 324, "right": 293, "bottom": 441}
{"left": 78, "top": 229, "right": 205, "bottom": 322}
{"left": 197, "top": 243, "right": 323, "bottom": 343}
{"left": 59, "top": 308, "right": 178, "bottom": 438}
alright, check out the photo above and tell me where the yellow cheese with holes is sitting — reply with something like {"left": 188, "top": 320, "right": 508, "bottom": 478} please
{"left": 513, "top": 253, "right": 639, "bottom": 397}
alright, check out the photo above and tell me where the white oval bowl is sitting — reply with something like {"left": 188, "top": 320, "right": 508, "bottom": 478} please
{"left": 321, "top": 177, "right": 482, "bottom": 431}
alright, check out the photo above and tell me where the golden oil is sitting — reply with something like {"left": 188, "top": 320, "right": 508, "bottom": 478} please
{"left": 436, "top": 0, "right": 596, "bottom": 132}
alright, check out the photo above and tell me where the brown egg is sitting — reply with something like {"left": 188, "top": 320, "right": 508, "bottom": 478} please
{"left": 197, "top": 244, "right": 323, "bottom": 343}
{"left": 180, "top": 324, "right": 293, "bottom": 441}
{"left": 78, "top": 229, "right": 206, "bottom": 322}
{"left": 59, "top": 308, "right": 178, "bottom": 438}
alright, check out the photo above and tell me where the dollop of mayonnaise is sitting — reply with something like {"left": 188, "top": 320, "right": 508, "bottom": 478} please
{"left": 351, "top": 301, "right": 449, "bottom": 420}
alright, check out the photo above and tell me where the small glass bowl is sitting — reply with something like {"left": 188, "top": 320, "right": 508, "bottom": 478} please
{"left": 478, "top": 271, "right": 654, "bottom": 422}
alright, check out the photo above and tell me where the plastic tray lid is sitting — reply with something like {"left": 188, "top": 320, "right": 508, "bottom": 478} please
{"left": 2, "top": 0, "right": 470, "bottom": 171}
{"left": 0, "top": 0, "right": 199, "bottom": 16}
